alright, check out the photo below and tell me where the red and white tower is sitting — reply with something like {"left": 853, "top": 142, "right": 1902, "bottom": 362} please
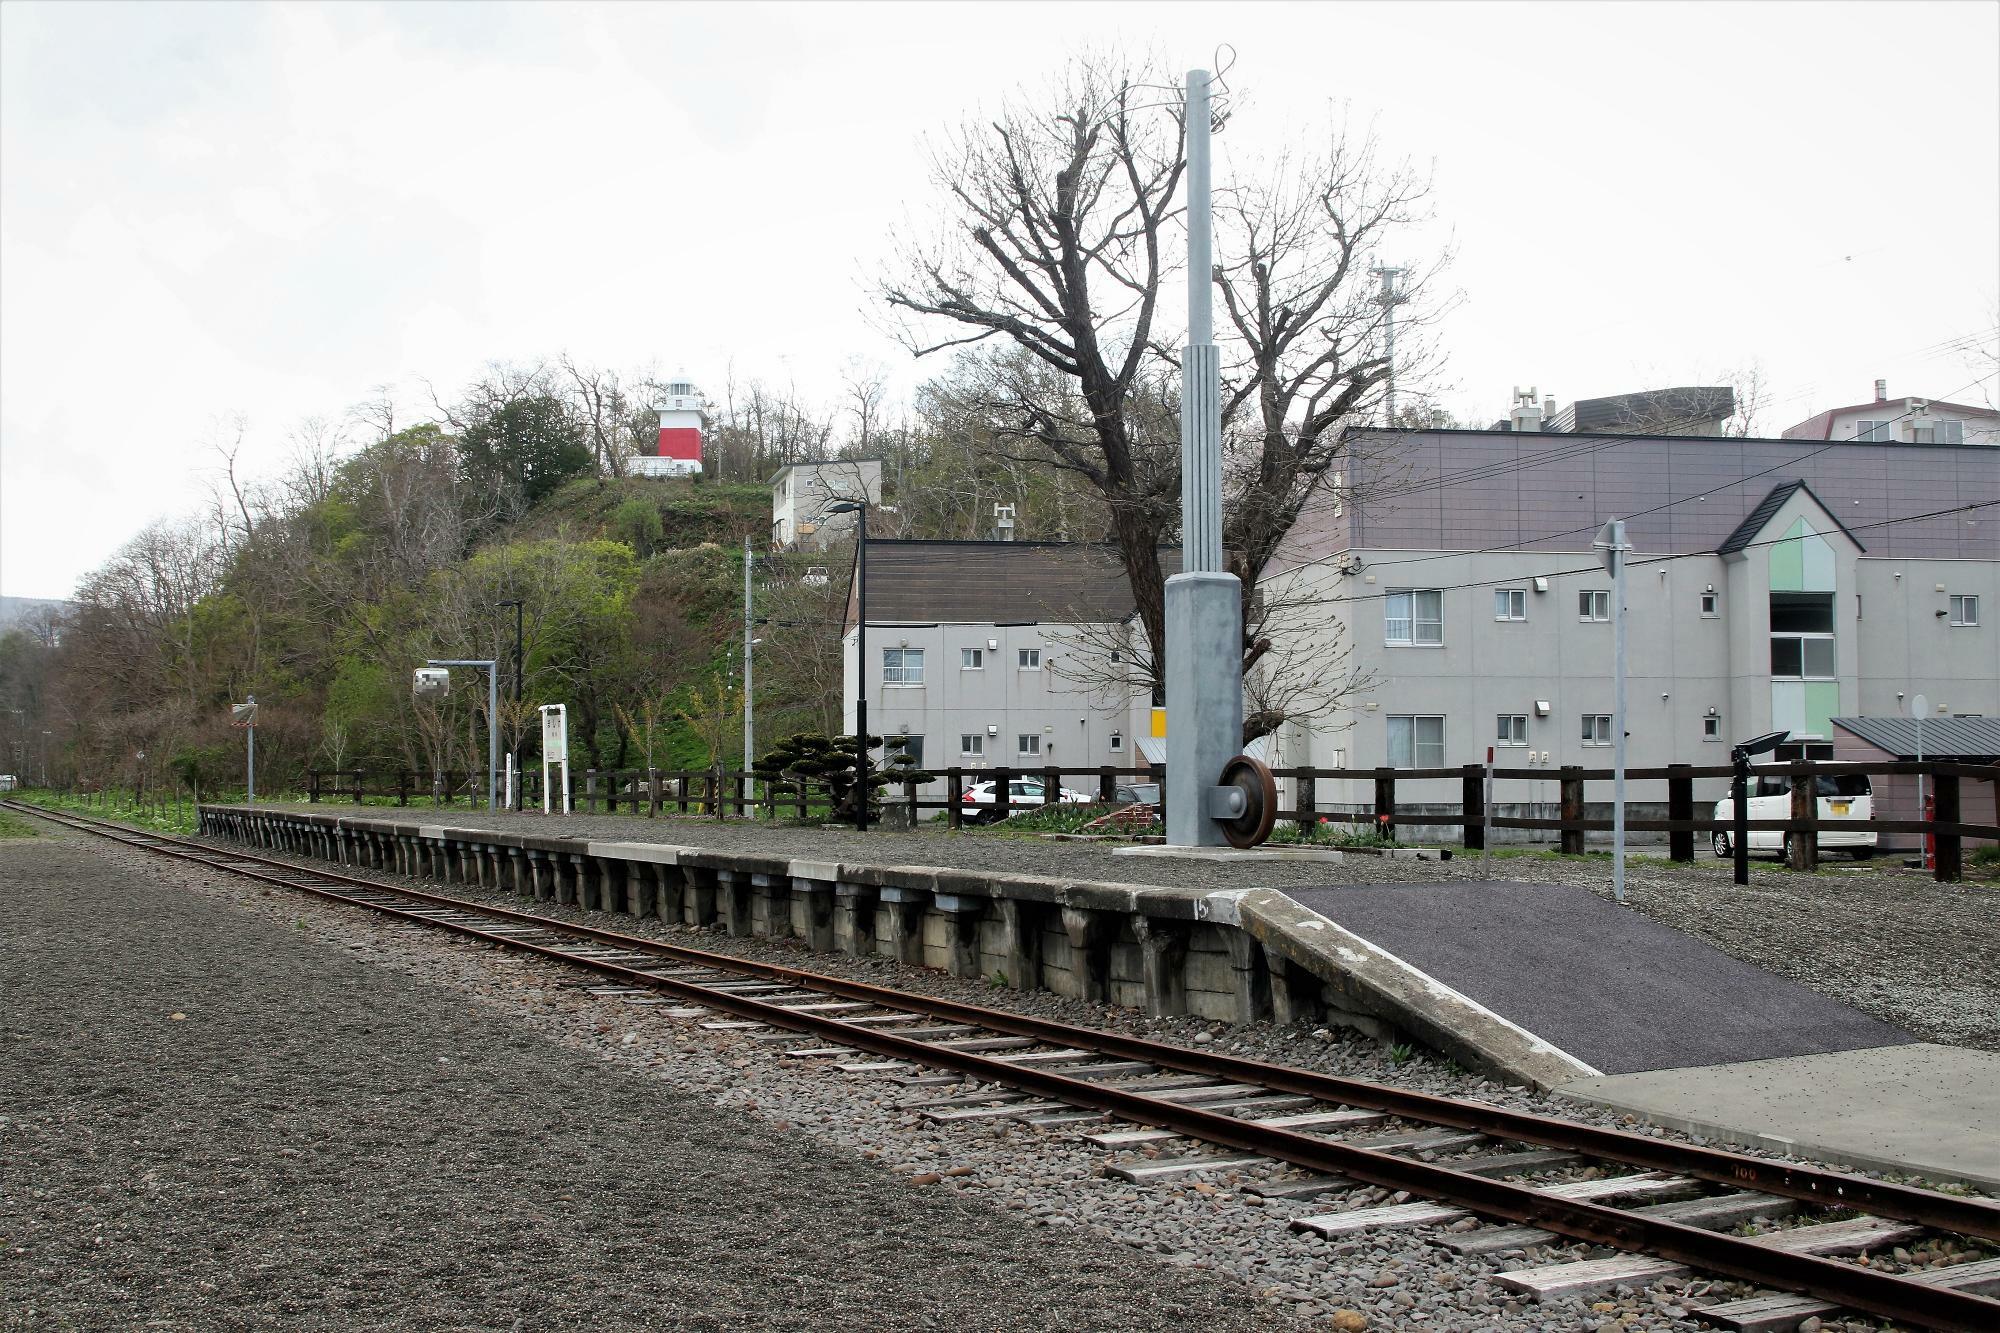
{"left": 634, "top": 376, "right": 706, "bottom": 477}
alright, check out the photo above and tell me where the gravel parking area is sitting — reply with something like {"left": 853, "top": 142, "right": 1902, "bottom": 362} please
{"left": 276, "top": 802, "right": 2000, "bottom": 1051}
{"left": 0, "top": 830, "right": 1300, "bottom": 1333}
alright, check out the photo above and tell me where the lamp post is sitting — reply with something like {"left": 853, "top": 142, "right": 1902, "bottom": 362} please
{"left": 499, "top": 598, "right": 524, "bottom": 809}
{"left": 423, "top": 659, "right": 500, "bottom": 811}
{"left": 1729, "top": 730, "right": 1789, "bottom": 887}
{"left": 824, "top": 501, "right": 869, "bottom": 831}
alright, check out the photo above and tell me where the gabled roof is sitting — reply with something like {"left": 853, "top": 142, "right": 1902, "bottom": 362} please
{"left": 1833, "top": 716, "right": 2000, "bottom": 760}
{"left": 1716, "top": 480, "right": 1865, "bottom": 555}
{"left": 852, "top": 540, "right": 1179, "bottom": 626}
{"left": 1782, "top": 397, "right": 1999, "bottom": 440}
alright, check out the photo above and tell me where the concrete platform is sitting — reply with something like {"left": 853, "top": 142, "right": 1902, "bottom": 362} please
{"left": 1281, "top": 880, "right": 1910, "bottom": 1077}
{"left": 1557, "top": 1043, "right": 2000, "bottom": 1190}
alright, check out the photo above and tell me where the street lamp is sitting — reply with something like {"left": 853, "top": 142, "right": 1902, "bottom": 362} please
{"left": 1729, "top": 730, "right": 1789, "bottom": 887}
{"left": 498, "top": 599, "right": 524, "bottom": 809}
{"left": 823, "top": 501, "right": 870, "bottom": 831}
{"left": 418, "top": 659, "right": 500, "bottom": 811}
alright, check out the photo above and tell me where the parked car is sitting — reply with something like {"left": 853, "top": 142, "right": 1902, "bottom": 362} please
{"left": 961, "top": 777, "right": 1091, "bottom": 823}
{"left": 1115, "top": 781, "right": 1161, "bottom": 808}
{"left": 1711, "top": 769, "right": 1876, "bottom": 860}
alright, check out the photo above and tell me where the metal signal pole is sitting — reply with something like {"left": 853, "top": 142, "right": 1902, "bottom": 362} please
{"left": 743, "top": 537, "right": 755, "bottom": 773}
{"left": 1372, "top": 266, "right": 1409, "bottom": 423}
{"left": 1163, "top": 67, "right": 1243, "bottom": 848}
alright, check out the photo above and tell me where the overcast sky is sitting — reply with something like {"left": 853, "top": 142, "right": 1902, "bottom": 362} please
{"left": 3, "top": 0, "right": 1995, "bottom": 601}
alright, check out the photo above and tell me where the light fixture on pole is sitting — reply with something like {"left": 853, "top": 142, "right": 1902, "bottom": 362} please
{"left": 498, "top": 598, "right": 524, "bottom": 810}
{"left": 418, "top": 659, "right": 500, "bottom": 811}
{"left": 1594, "top": 518, "right": 1630, "bottom": 902}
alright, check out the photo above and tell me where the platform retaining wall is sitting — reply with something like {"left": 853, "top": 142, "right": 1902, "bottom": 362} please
{"left": 195, "top": 805, "right": 1596, "bottom": 1089}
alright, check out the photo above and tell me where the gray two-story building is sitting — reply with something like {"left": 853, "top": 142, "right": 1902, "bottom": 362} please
{"left": 1265, "top": 421, "right": 1999, "bottom": 810}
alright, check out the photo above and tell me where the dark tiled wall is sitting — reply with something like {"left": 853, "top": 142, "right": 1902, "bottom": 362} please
{"left": 1340, "top": 430, "right": 1999, "bottom": 560}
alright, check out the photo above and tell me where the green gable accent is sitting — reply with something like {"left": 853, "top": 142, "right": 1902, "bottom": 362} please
{"left": 1769, "top": 516, "right": 1807, "bottom": 591}
{"left": 1803, "top": 681, "right": 1839, "bottom": 739}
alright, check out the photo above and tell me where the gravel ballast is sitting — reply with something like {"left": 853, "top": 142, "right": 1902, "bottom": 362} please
{"left": 0, "top": 831, "right": 1305, "bottom": 1332}
{"left": 274, "top": 801, "right": 2000, "bottom": 1052}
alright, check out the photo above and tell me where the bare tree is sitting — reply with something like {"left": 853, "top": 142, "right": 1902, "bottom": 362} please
{"left": 883, "top": 57, "right": 1444, "bottom": 739}
{"left": 562, "top": 354, "right": 635, "bottom": 478}
{"left": 881, "top": 56, "right": 1188, "bottom": 697}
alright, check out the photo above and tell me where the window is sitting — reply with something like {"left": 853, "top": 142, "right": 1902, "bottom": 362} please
{"left": 961, "top": 647, "right": 984, "bottom": 669}
{"left": 960, "top": 733, "right": 984, "bottom": 757}
{"left": 1856, "top": 419, "right": 1891, "bottom": 442}
{"left": 884, "top": 735, "right": 925, "bottom": 767}
{"left": 882, "top": 647, "right": 925, "bottom": 686}
{"left": 1018, "top": 647, "right": 1041, "bottom": 669}
{"left": 1703, "top": 715, "right": 1722, "bottom": 741}
{"left": 1914, "top": 421, "right": 1965, "bottom": 445}
{"left": 1493, "top": 588, "right": 1527, "bottom": 621}
{"left": 1017, "top": 734, "right": 1042, "bottom": 757}
{"left": 1109, "top": 733, "right": 1123, "bottom": 751}
{"left": 1950, "top": 595, "right": 1980, "bottom": 626}
{"left": 1579, "top": 590, "right": 1610, "bottom": 621}
{"left": 1386, "top": 715, "right": 1444, "bottom": 768}
{"left": 1385, "top": 589, "right": 1443, "bottom": 645}
{"left": 1496, "top": 714, "right": 1528, "bottom": 746}
{"left": 1581, "top": 714, "right": 1614, "bottom": 746}
{"left": 1770, "top": 636, "right": 1836, "bottom": 678}
{"left": 1769, "top": 592, "right": 1835, "bottom": 679}
{"left": 1700, "top": 591, "right": 1718, "bottom": 617}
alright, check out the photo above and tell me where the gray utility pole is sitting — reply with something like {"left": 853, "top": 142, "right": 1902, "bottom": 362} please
{"left": 1164, "top": 67, "right": 1244, "bottom": 848}
{"left": 1596, "top": 519, "right": 1630, "bottom": 902}
{"left": 742, "top": 537, "right": 755, "bottom": 773}
{"left": 245, "top": 696, "right": 255, "bottom": 805}
{"left": 426, "top": 659, "right": 500, "bottom": 810}
{"left": 1371, "top": 265, "right": 1409, "bottom": 423}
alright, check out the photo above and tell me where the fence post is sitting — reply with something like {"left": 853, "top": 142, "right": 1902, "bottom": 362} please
{"left": 1150, "top": 761, "right": 1166, "bottom": 816}
{"left": 1098, "top": 765, "right": 1116, "bottom": 804}
{"left": 946, "top": 768, "right": 964, "bottom": 830}
{"left": 707, "top": 770, "right": 720, "bottom": 819}
{"left": 1788, "top": 766, "right": 1818, "bottom": 872}
{"left": 1296, "top": 770, "right": 1316, "bottom": 834}
{"left": 1559, "top": 766, "right": 1585, "bottom": 856}
{"left": 1460, "top": 764, "right": 1484, "bottom": 852}
{"left": 308, "top": 771, "right": 320, "bottom": 804}
{"left": 995, "top": 766, "right": 1013, "bottom": 823}
{"left": 1373, "top": 772, "right": 1396, "bottom": 842}
{"left": 1667, "top": 764, "right": 1694, "bottom": 863}
{"left": 583, "top": 769, "right": 596, "bottom": 814}
{"left": 1933, "top": 770, "right": 1962, "bottom": 883}
{"left": 735, "top": 773, "right": 747, "bottom": 819}
{"left": 1043, "top": 764, "right": 1060, "bottom": 809}
{"left": 398, "top": 771, "right": 410, "bottom": 807}
{"left": 903, "top": 776, "right": 918, "bottom": 825}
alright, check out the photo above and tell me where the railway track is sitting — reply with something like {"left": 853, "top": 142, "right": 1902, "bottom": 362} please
{"left": 14, "top": 800, "right": 1998, "bottom": 1332}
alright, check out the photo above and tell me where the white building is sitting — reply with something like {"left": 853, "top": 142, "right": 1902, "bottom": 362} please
{"left": 1264, "top": 399, "right": 1999, "bottom": 814}
{"left": 1782, "top": 379, "right": 1999, "bottom": 446}
{"left": 771, "top": 459, "right": 883, "bottom": 549}
{"left": 840, "top": 541, "right": 1162, "bottom": 789}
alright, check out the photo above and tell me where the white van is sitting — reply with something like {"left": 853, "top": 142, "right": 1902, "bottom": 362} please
{"left": 1712, "top": 769, "right": 1876, "bottom": 860}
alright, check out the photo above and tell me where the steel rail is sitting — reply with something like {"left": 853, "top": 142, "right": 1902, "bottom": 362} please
{"left": 18, "top": 802, "right": 2000, "bottom": 1331}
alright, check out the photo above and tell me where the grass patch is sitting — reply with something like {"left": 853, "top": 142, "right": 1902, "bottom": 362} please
{"left": 1268, "top": 819, "right": 1398, "bottom": 849}
{"left": 14, "top": 790, "right": 204, "bottom": 836}
{"left": 0, "top": 808, "right": 39, "bottom": 839}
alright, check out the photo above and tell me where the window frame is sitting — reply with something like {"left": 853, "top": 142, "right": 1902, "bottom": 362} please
{"left": 1385, "top": 589, "right": 1444, "bottom": 646}
{"left": 1699, "top": 591, "right": 1719, "bottom": 617}
{"left": 960, "top": 647, "right": 984, "bottom": 669}
{"left": 1950, "top": 594, "right": 1980, "bottom": 627}
{"left": 1702, "top": 715, "right": 1722, "bottom": 742}
{"left": 1493, "top": 588, "right": 1527, "bottom": 621}
{"left": 959, "top": 733, "right": 985, "bottom": 757}
{"left": 1769, "top": 633, "right": 1836, "bottom": 680}
{"left": 881, "top": 646, "right": 926, "bottom": 687}
{"left": 883, "top": 735, "right": 925, "bottom": 768}
{"left": 1581, "top": 713, "right": 1614, "bottom": 746}
{"left": 1016, "top": 733, "right": 1042, "bottom": 757}
{"left": 1017, "top": 647, "right": 1041, "bottom": 670}
{"left": 1495, "top": 714, "right": 1528, "bottom": 747}
{"left": 1579, "top": 589, "right": 1610, "bottom": 622}
{"left": 1386, "top": 714, "right": 1445, "bottom": 769}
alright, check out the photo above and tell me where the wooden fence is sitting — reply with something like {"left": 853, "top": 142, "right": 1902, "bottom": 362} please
{"left": 305, "top": 759, "right": 2000, "bottom": 883}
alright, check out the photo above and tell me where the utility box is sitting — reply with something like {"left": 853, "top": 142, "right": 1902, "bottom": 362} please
{"left": 412, "top": 667, "right": 451, "bottom": 700}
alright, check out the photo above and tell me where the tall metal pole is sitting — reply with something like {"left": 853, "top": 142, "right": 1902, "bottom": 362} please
{"left": 509, "top": 599, "right": 524, "bottom": 809}
{"left": 246, "top": 694, "right": 256, "bottom": 806}
{"left": 743, "top": 537, "right": 755, "bottom": 773}
{"left": 487, "top": 663, "right": 498, "bottom": 812}
{"left": 1608, "top": 520, "right": 1629, "bottom": 902}
{"left": 1372, "top": 266, "right": 1407, "bottom": 423}
{"left": 853, "top": 508, "right": 869, "bottom": 832}
{"left": 1164, "top": 67, "right": 1242, "bottom": 847}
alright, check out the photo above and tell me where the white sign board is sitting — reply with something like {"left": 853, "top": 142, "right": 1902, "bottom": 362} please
{"left": 541, "top": 706, "right": 568, "bottom": 763}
